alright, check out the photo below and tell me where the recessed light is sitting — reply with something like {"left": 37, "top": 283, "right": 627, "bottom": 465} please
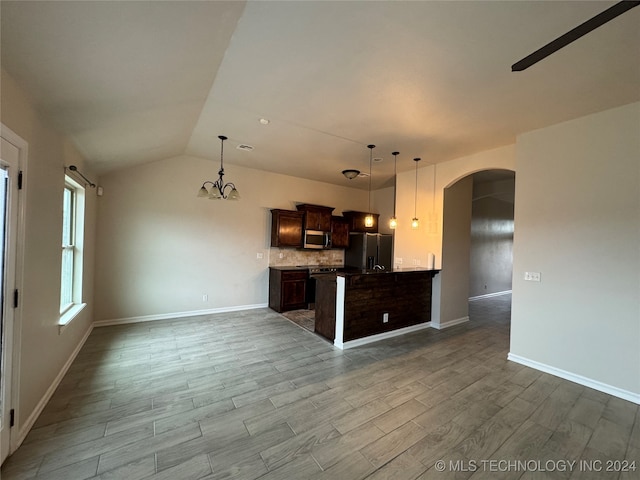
{"left": 236, "top": 144, "right": 254, "bottom": 151}
{"left": 259, "top": 118, "right": 270, "bottom": 125}
{"left": 358, "top": 172, "right": 370, "bottom": 178}
{"left": 373, "top": 157, "right": 383, "bottom": 163}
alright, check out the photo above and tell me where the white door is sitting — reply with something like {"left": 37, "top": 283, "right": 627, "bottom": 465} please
{"left": 0, "top": 134, "right": 21, "bottom": 464}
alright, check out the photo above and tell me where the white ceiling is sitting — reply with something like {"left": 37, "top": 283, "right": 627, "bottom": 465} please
{"left": 2, "top": 1, "right": 639, "bottom": 189}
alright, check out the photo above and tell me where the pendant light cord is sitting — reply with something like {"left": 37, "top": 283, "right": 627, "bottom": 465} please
{"left": 218, "top": 135, "right": 226, "bottom": 173}
{"left": 414, "top": 158, "right": 419, "bottom": 217}
{"left": 432, "top": 163, "right": 436, "bottom": 213}
{"left": 392, "top": 152, "right": 398, "bottom": 217}
{"left": 367, "top": 145, "right": 375, "bottom": 213}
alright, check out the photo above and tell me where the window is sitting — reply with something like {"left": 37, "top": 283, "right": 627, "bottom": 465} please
{"left": 60, "top": 176, "right": 85, "bottom": 325}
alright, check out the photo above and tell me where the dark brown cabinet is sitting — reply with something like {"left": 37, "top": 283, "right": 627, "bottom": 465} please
{"left": 330, "top": 216, "right": 350, "bottom": 248}
{"left": 270, "top": 209, "right": 304, "bottom": 247}
{"left": 296, "top": 204, "right": 334, "bottom": 231}
{"left": 342, "top": 211, "right": 379, "bottom": 233}
{"left": 269, "top": 268, "right": 308, "bottom": 312}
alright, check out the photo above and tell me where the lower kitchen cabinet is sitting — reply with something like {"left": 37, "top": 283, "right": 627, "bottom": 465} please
{"left": 269, "top": 268, "right": 308, "bottom": 312}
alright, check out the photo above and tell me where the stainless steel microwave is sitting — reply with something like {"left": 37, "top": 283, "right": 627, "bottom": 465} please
{"left": 303, "top": 230, "right": 331, "bottom": 249}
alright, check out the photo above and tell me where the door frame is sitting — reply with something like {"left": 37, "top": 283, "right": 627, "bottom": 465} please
{"left": 0, "top": 124, "right": 27, "bottom": 463}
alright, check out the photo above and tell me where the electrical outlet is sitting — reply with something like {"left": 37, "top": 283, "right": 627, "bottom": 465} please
{"left": 395, "top": 258, "right": 403, "bottom": 264}
{"left": 524, "top": 271, "right": 541, "bottom": 282}
{"left": 202, "top": 294, "right": 208, "bottom": 302}
{"left": 383, "top": 312, "right": 389, "bottom": 323}
{"left": 413, "top": 259, "right": 420, "bottom": 266}
{"left": 256, "top": 252, "right": 264, "bottom": 259}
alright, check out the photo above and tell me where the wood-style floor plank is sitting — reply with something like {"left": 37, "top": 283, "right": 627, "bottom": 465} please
{"left": 2, "top": 296, "right": 638, "bottom": 480}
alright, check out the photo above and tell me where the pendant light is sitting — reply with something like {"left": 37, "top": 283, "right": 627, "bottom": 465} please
{"left": 364, "top": 144, "right": 375, "bottom": 228}
{"left": 197, "top": 135, "right": 240, "bottom": 200}
{"left": 411, "top": 157, "right": 421, "bottom": 229}
{"left": 389, "top": 151, "right": 399, "bottom": 229}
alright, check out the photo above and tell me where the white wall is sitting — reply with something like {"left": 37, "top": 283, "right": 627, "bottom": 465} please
{"left": 1, "top": 69, "right": 97, "bottom": 434}
{"left": 94, "top": 156, "right": 368, "bottom": 321}
{"left": 511, "top": 102, "right": 640, "bottom": 399}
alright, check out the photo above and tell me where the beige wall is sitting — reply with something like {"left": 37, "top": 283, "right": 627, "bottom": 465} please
{"left": 1, "top": 69, "right": 97, "bottom": 433}
{"left": 470, "top": 193, "right": 514, "bottom": 298}
{"left": 393, "top": 145, "right": 516, "bottom": 324}
{"left": 440, "top": 176, "right": 473, "bottom": 325}
{"left": 511, "top": 102, "right": 640, "bottom": 397}
{"left": 373, "top": 186, "right": 396, "bottom": 235}
{"left": 94, "top": 156, "right": 368, "bottom": 321}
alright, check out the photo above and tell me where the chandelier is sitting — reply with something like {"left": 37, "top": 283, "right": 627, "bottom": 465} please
{"left": 197, "top": 135, "right": 240, "bottom": 200}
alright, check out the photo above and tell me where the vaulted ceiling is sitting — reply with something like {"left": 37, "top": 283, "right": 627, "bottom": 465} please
{"left": 2, "top": 1, "right": 638, "bottom": 189}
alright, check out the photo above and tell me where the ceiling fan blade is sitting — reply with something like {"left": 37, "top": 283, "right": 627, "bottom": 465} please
{"left": 512, "top": 0, "right": 640, "bottom": 72}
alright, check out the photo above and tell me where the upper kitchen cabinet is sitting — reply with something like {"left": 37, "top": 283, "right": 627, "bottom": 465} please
{"left": 331, "top": 216, "right": 350, "bottom": 249}
{"left": 342, "top": 211, "right": 379, "bottom": 233}
{"left": 296, "top": 204, "right": 334, "bottom": 231}
{"left": 271, "top": 209, "right": 304, "bottom": 247}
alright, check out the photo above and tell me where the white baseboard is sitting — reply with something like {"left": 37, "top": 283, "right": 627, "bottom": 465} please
{"left": 94, "top": 303, "right": 269, "bottom": 327}
{"left": 14, "top": 323, "right": 94, "bottom": 451}
{"left": 469, "top": 290, "right": 512, "bottom": 301}
{"left": 431, "top": 316, "right": 469, "bottom": 330}
{"left": 334, "top": 322, "right": 431, "bottom": 350}
{"left": 507, "top": 353, "right": 640, "bottom": 405}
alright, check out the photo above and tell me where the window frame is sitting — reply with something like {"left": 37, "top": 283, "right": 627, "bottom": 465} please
{"left": 59, "top": 175, "right": 86, "bottom": 327}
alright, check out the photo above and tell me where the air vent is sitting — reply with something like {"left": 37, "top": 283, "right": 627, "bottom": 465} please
{"left": 373, "top": 157, "right": 383, "bottom": 163}
{"left": 236, "top": 144, "right": 254, "bottom": 152}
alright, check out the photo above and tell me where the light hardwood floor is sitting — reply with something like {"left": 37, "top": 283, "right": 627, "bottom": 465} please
{"left": 2, "top": 295, "right": 638, "bottom": 479}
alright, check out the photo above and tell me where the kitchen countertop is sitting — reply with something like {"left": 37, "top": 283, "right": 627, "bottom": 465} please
{"left": 311, "top": 267, "right": 440, "bottom": 280}
{"left": 268, "top": 264, "right": 346, "bottom": 271}
{"left": 269, "top": 265, "right": 440, "bottom": 276}
{"left": 341, "top": 267, "right": 440, "bottom": 275}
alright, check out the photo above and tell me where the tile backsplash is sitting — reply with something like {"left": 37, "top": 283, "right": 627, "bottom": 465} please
{"left": 269, "top": 248, "right": 344, "bottom": 267}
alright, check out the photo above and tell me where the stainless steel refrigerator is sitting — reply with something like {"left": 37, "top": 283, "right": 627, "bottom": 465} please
{"left": 345, "top": 233, "right": 393, "bottom": 270}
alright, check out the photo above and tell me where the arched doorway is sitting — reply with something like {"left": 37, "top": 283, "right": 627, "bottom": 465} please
{"left": 439, "top": 169, "right": 515, "bottom": 327}
{"left": 468, "top": 170, "right": 515, "bottom": 326}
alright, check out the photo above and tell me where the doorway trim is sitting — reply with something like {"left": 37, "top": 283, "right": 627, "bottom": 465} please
{"left": 0, "top": 123, "right": 27, "bottom": 462}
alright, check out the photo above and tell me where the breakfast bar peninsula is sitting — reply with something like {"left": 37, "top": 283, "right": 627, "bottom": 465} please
{"left": 313, "top": 268, "right": 440, "bottom": 349}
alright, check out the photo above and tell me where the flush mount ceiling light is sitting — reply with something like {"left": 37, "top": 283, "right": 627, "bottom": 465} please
{"left": 342, "top": 169, "right": 360, "bottom": 180}
{"left": 389, "top": 151, "right": 399, "bottom": 229}
{"left": 412, "top": 157, "right": 421, "bottom": 229}
{"left": 197, "top": 135, "right": 240, "bottom": 200}
{"left": 365, "top": 145, "right": 375, "bottom": 228}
